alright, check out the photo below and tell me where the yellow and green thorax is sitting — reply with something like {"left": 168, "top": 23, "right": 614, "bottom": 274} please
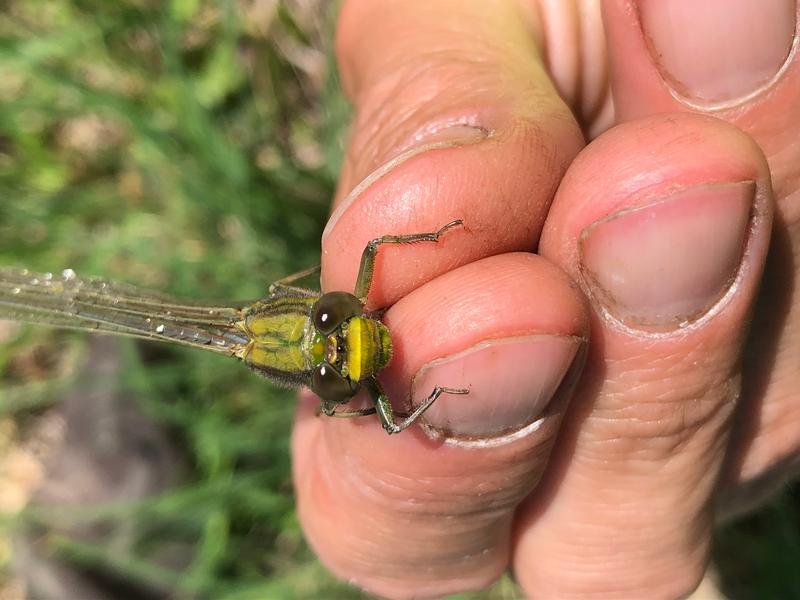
{"left": 235, "top": 294, "right": 391, "bottom": 388}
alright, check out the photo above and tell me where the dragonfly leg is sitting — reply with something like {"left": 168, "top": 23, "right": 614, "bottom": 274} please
{"left": 353, "top": 220, "right": 464, "bottom": 303}
{"left": 316, "top": 400, "right": 377, "bottom": 419}
{"left": 269, "top": 265, "right": 321, "bottom": 297}
{"left": 330, "top": 406, "right": 378, "bottom": 419}
{"left": 365, "top": 377, "right": 469, "bottom": 434}
{"left": 317, "top": 400, "right": 336, "bottom": 417}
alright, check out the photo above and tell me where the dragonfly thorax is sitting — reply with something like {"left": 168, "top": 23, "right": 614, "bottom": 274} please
{"left": 339, "top": 316, "right": 391, "bottom": 382}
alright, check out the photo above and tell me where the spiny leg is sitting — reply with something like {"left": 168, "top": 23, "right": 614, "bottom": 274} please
{"left": 316, "top": 400, "right": 377, "bottom": 419}
{"left": 328, "top": 406, "right": 378, "bottom": 419}
{"left": 365, "top": 377, "right": 469, "bottom": 434}
{"left": 353, "top": 220, "right": 464, "bottom": 303}
{"left": 269, "top": 265, "right": 321, "bottom": 297}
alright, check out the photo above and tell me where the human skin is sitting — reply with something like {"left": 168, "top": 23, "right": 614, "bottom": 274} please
{"left": 292, "top": 1, "right": 800, "bottom": 597}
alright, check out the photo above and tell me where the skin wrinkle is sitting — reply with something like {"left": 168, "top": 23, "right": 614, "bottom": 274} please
{"left": 352, "top": 39, "right": 529, "bottom": 98}
{"left": 548, "top": 510, "right": 709, "bottom": 564}
{"left": 340, "top": 10, "right": 569, "bottom": 187}
{"left": 349, "top": 546, "right": 476, "bottom": 579}
{"left": 583, "top": 428, "right": 723, "bottom": 466}
{"left": 309, "top": 475, "right": 511, "bottom": 577}
{"left": 350, "top": 78, "right": 544, "bottom": 173}
{"left": 589, "top": 387, "right": 737, "bottom": 446}
{"left": 586, "top": 365, "right": 738, "bottom": 442}
{"left": 353, "top": 534, "right": 504, "bottom": 576}
{"left": 562, "top": 509, "right": 685, "bottom": 548}
{"left": 323, "top": 431, "right": 549, "bottom": 516}
{"left": 558, "top": 497, "right": 691, "bottom": 543}
{"left": 517, "top": 118, "right": 571, "bottom": 201}
{"left": 538, "top": 537, "right": 708, "bottom": 599}
{"left": 338, "top": 0, "right": 544, "bottom": 94}
{"left": 361, "top": 470, "right": 501, "bottom": 515}
{"left": 601, "top": 358, "right": 731, "bottom": 410}
{"left": 537, "top": 505, "right": 707, "bottom": 598}
{"left": 354, "top": 55, "right": 496, "bottom": 119}
{"left": 351, "top": 458, "right": 543, "bottom": 516}
{"left": 360, "top": 513, "right": 499, "bottom": 553}
{"left": 669, "top": 398, "right": 737, "bottom": 463}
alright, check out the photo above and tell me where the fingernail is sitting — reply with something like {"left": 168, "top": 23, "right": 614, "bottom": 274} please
{"left": 411, "top": 335, "right": 580, "bottom": 437}
{"left": 580, "top": 181, "right": 754, "bottom": 327}
{"left": 322, "top": 124, "right": 487, "bottom": 240}
{"left": 637, "top": 0, "right": 796, "bottom": 104}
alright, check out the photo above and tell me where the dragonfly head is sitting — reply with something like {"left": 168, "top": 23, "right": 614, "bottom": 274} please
{"left": 309, "top": 291, "right": 393, "bottom": 404}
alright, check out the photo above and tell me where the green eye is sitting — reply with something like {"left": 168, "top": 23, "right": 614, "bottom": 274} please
{"left": 311, "top": 291, "right": 362, "bottom": 334}
{"left": 311, "top": 362, "right": 359, "bottom": 403}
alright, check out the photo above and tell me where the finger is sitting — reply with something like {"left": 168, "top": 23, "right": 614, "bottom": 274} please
{"left": 293, "top": 254, "right": 588, "bottom": 598}
{"left": 513, "top": 114, "right": 774, "bottom": 597}
{"left": 321, "top": 0, "right": 584, "bottom": 309}
{"left": 522, "top": 0, "right": 614, "bottom": 137}
{"left": 603, "top": 0, "right": 797, "bottom": 193}
{"left": 602, "top": 0, "right": 800, "bottom": 511}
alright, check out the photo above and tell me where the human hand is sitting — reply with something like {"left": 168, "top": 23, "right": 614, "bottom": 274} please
{"left": 292, "top": 1, "right": 799, "bottom": 597}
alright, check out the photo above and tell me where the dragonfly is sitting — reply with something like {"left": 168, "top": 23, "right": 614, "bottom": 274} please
{"left": 0, "top": 221, "right": 468, "bottom": 434}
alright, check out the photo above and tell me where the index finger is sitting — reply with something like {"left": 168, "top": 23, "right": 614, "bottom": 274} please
{"left": 320, "top": 0, "right": 584, "bottom": 308}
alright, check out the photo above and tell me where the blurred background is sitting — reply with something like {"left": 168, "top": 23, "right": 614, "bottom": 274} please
{"left": 0, "top": 1, "right": 797, "bottom": 598}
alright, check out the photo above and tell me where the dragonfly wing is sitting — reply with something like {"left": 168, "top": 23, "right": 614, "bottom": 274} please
{"left": 0, "top": 268, "right": 250, "bottom": 353}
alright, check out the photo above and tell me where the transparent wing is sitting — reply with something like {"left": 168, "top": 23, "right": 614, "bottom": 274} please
{"left": 0, "top": 268, "right": 252, "bottom": 353}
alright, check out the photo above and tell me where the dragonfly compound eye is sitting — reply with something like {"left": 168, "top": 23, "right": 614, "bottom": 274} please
{"left": 311, "top": 362, "right": 360, "bottom": 403}
{"left": 311, "top": 291, "right": 362, "bottom": 335}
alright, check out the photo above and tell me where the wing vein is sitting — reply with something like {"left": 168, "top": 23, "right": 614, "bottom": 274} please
{"left": 0, "top": 268, "right": 250, "bottom": 352}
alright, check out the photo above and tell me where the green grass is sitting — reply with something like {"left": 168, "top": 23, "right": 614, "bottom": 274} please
{"left": 0, "top": 1, "right": 798, "bottom": 598}
{"left": 0, "top": 1, "right": 360, "bottom": 597}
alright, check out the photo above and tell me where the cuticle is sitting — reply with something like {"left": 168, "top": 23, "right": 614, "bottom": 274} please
{"left": 322, "top": 126, "right": 490, "bottom": 241}
{"left": 411, "top": 119, "right": 493, "bottom": 145}
{"left": 580, "top": 180, "right": 756, "bottom": 238}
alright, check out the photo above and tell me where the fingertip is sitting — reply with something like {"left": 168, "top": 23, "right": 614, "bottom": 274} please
{"left": 541, "top": 113, "right": 773, "bottom": 286}
{"left": 320, "top": 121, "right": 580, "bottom": 307}
{"left": 383, "top": 253, "right": 588, "bottom": 439}
{"left": 602, "top": 0, "right": 800, "bottom": 125}
{"left": 294, "top": 253, "right": 589, "bottom": 596}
